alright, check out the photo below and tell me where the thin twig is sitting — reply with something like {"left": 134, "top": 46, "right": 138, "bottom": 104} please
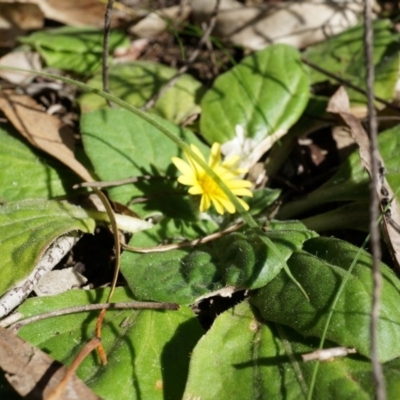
{"left": 364, "top": 1, "right": 386, "bottom": 399}
{"left": 0, "top": 234, "right": 80, "bottom": 319}
{"left": 9, "top": 301, "right": 179, "bottom": 332}
{"left": 74, "top": 175, "right": 171, "bottom": 189}
{"left": 95, "top": 308, "right": 107, "bottom": 365}
{"left": 45, "top": 337, "right": 101, "bottom": 400}
{"left": 141, "top": 0, "right": 221, "bottom": 111}
{"left": 123, "top": 221, "right": 244, "bottom": 253}
{"left": 95, "top": 3, "right": 121, "bottom": 355}
{"left": 102, "top": 0, "right": 114, "bottom": 107}
{"left": 301, "top": 57, "right": 400, "bottom": 113}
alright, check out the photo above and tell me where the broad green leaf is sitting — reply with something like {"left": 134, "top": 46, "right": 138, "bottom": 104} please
{"left": 184, "top": 301, "right": 400, "bottom": 400}
{"left": 79, "top": 61, "right": 205, "bottom": 125}
{"left": 121, "top": 220, "right": 316, "bottom": 304}
{"left": 304, "top": 19, "right": 399, "bottom": 104}
{"left": 0, "top": 125, "right": 79, "bottom": 202}
{"left": 80, "top": 108, "right": 207, "bottom": 218}
{"left": 0, "top": 199, "right": 95, "bottom": 296}
{"left": 17, "top": 288, "right": 203, "bottom": 400}
{"left": 19, "top": 26, "right": 128, "bottom": 74}
{"left": 184, "top": 301, "right": 306, "bottom": 400}
{"left": 250, "top": 237, "right": 400, "bottom": 362}
{"left": 200, "top": 44, "right": 309, "bottom": 164}
{"left": 279, "top": 123, "right": 400, "bottom": 219}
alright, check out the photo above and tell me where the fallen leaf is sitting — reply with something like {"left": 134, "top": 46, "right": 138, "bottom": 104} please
{"left": 327, "top": 86, "right": 400, "bottom": 271}
{"left": 0, "top": 50, "right": 41, "bottom": 84}
{"left": 113, "top": 38, "right": 149, "bottom": 63}
{"left": 0, "top": 1, "right": 43, "bottom": 29}
{"left": 0, "top": 2, "right": 43, "bottom": 46}
{"left": 34, "top": 267, "right": 87, "bottom": 296}
{"left": 331, "top": 125, "right": 357, "bottom": 162}
{"left": 28, "top": 0, "right": 125, "bottom": 28}
{"left": 192, "top": 0, "right": 363, "bottom": 50}
{"left": 0, "top": 326, "right": 101, "bottom": 399}
{"left": 130, "top": 5, "right": 191, "bottom": 39}
{"left": 0, "top": 90, "right": 93, "bottom": 182}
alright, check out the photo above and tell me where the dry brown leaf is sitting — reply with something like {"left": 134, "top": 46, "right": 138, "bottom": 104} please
{"left": 130, "top": 5, "right": 191, "bottom": 39}
{"left": 34, "top": 267, "right": 87, "bottom": 296}
{"left": 331, "top": 126, "right": 357, "bottom": 162}
{"left": 0, "top": 2, "right": 43, "bottom": 29}
{"left": 2, "top": 0, "right": 125, "bottom": 27}
{"left": 36, "top": 0, "right": 124, "bottom": 27}
{"left": 327, "top": 86, "right": 400, "bottom": 271}
{"left": 0, "top": 51, "right": 41, "bottom": 84}
{"left": 192, "top": 0, "right": 363, "bottom": 50}
{"left": 0, "top": 90, "right": 93, "bottom": 182}
{"left": 0, "top": 2, "right": 43, "bottom": 46}
{"left": 113, "top": 38, "right": 149, "bottom": 63}
{"left": 0, "top": 326, "right": 102, "bottom": 399}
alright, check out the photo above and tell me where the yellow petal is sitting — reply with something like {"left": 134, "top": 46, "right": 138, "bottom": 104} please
{"left": 237, "top": 197, "right": 250, "bottom": 211}
{"left": 222, "top": 157, "right": 247, "bottom": 176}
{"left": 185, "top": 158, "right": 200, "bottom": 174}
{"left": 188, "top": 185, "right": 204, "bottom": 195}
{"left": 222, "top": 155, "right": 240, "bottom": 168}
{"left": 211, "top": 197, "right": 225, "bottom": 215}
{"left": 209, "top": 143, "right": 221, "bottom": 169}
{"left": 200, "top": 194, "right": 211, "bottom": 212}
{"left": 230, "top": 188, "right": 253, "bottom": 197}
{"left": 172, "top": 157, "right": 193, "bottom": 175}
{"left": 216, "top": 196, "right": 236, "bottom": 214}
{"left": 178, "top": 175, "right": 197, "bottom": 186}
{"left": 226, "top": 179, "right": 253, "bottom": 189}
{"left": 189, "top": 144, "right": 205, "bottom": 162}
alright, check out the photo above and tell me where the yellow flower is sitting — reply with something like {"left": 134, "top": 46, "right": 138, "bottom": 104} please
{"left": 172, "top": 143, "right": 253, "bottom": 215}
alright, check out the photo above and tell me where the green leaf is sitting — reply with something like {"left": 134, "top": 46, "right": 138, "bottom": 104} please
{"left": 184, "top": 301, "right": 305, "bottom": 400}
{"left": 184, "top": 301, "right": 400, "bottom": 400}
{"left": 250, "top": 237, "right": 400, "bottom": 362}
{"left": 80, "top": 108, "right": 207, "bottom": 218}
{"left": 121, "top": 220, "right": 316, "bottom": 304}
{"left": 200, "top": 44, "right": 309, "bottom": 163}
{"left": 304, "top": 19, "right": 399, "bottom": 104}
{"left": 79, "top": 61, "right": 205, "bottom": 125}
{"left": 0, "top": 199, "right": 95, "bottom": 296}
{"left": 17, "top": 288, "right": 203, "bottom": 400}
{"left": 19, "top": 26, "right": 129, "bottom": 74}
{"left": 0, "top": 125, "right": 80, "bottom": 202}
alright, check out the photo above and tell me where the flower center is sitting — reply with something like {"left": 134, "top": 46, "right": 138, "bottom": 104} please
{"left": 199, "top": 174, "right": 221, "bottom": 195}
